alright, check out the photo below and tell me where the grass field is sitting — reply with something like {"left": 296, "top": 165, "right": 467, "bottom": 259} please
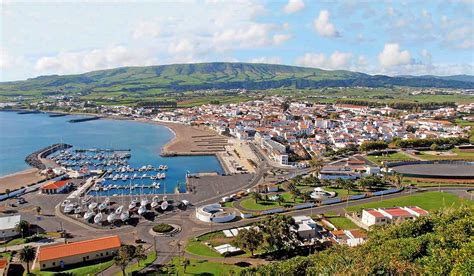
{"left": 120, "top": 251, "right": 157, "bottom": 275}
{"left": 239, "top": 192, "right": 305, "bottom": 211}
{"left": 346, "top": 192, "right": 472, "bottom": 212}
{"left": 35, "top": 259, "right": 114, "bottom": 276}
{"left": 186, "top": 240, "right": 223, "bottom": 258}
{"left": 326, "top": 217, "right": 360, "bottom": 230}
{"left": 366, "top": 152, "right": 415, "bottom": 165}
{"left": 0, "top": 237, "right": 26, "bottom": 248}
{"left": 161, "top": 257, "right": 243, "bottom": 275}
{"left": 455, "top": 118, "right": 474, "bottom": 127}
{"left": 417, "top": 149, "right": 474, "bottom": 161}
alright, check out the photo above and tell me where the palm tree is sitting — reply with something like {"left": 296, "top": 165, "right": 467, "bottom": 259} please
{"left": 19, "top": 245, "right": 36, "bottom": 274}
{"left": 341, "top": 179, "right": 356, "bottom": 196}
{"left": 36, "top": 206, "right": 42, "bottom": 216}
{"left": 251, "top": 192, "right": 261, "bottom": 203}
{"left": 301, "top": 191, "right": 312, "bottom": 203}
{"left": 276, "top": 195, "right": 285, "bottom": 206}
{"left": 182, "top": 258, "right": 190, "bottom": 272}
{"left": 16, "top": 220, "right": 30, "bottom": 238}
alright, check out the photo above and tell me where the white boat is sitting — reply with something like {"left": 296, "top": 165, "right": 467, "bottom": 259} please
{"left": 128, "top": 199, "right": 137, "bottom": 210}
{"left": 98, "top": 202, "right": 108, "bottom": 211}
{"left": 94, "top": 213, "right": 103, "bottom": 224}
{"left": 88, "top": 202, "right": 98, "bottom": 210}
{"left": 64, "top": 204, "right": 74, "bottom": 213}
{"left": 107, "top": 213, "right": 117, "bottom": 223}
{"left": 84, "top": 210, "right": 95, "bottom": 220}
{"left": 160, "top": 201, "right": 169, "bottom": 211}
{"left": 120, "top": 211, "right": 130, "bottom": 222}
{"left": 74, "top": 206, "right": 83, "bottom": 214}
{"left": 104, "top": 197, "right": 110, "bottom": 205}
{"left": 151, "top": 200, "right": 159, "bottom": 208}
{"left": 140, "top": 198, "right": 149, "bottom": 207}
{"left": 113, "top": 175, "right": 119, "bottom": 181}
{"left": 115, "top": 205, "right": 123, "bottom": 214}
{"left": 137, "top": 205, "right": 146, "bottom": 216}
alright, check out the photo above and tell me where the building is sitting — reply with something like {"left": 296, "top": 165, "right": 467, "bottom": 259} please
{"left": 41, "top": 179, "right": 72, "bottom": 194}
{"left": 0, "top": 215, "right": 21, "bottom": 240}
{"left": 293, "top": 216, "right": 321, "bottom": 240}
{"left": 361, "top": 206, "right": 428, "bottom": 227}
{"left": 35, "top": 235, "right": 121, "bottom": 270}
{"left": 0, "top": 259, "right": 8, "bottom": 276}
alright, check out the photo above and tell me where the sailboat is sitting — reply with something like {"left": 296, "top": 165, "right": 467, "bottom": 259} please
{"left": 120, "top": 211, "right": 130, "bottom": 222}
{"left": 88, "top": 202, "right": 97, "bottom": 210}
{"left": 107, "top": 212, "right": 117, "bottom": 223}
{"left": 151, "top": 183, "right": 159, "bottom": 208}
{"left": 115, "top": 205, "right": 123, "bottom": 215}
{"left": 94, "top": 212, "right": 103, "bottom": 224}
{"left": 140, "top": 185, "right": 149, "bottom": 207}
{"left": 137, "top": 204, "right": 146, "bottom": 216}
{"left": 64, "top": 204, "right": 75, "bottom": 213}
{"left": 160, "top": 182, "right": 168, "bottom": 211}
{"left": 84, "top": 210, "right": 95, "bottom": 220}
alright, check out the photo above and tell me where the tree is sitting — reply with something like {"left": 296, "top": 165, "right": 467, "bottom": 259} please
{"left": 114, "top": 244, "right": 137, "bottom": 276}
{"left": 392, "top": 173, "right": 404, "bottom": 188}
{"left": 235, "top": 228, "right": 264, "bottom": 256}
{"left": 430, "top": 143, "right": 439, "bottom": 151}
{"left": 309, "top": 157, "right": 324, "bottom": 174}
{"left": 276, "top": 194, "right": 285, "bottom": 206}
{"left": 16, "top": 220, "right": 30, "bottom": 238}
{"left": 182, "top": 258, "right": 190, "bottom": 272}
{"left": 289, "top": 188, "right": 301, "bottom": 202}
{"left": 356, "top": 176, "right": 384, "bottom": 191}
{"left": 251, "top": 192, "right": 261, "bottom": 203}
{"left": 301, "top": 191, "right": 312, "bottom": 203}
{"left": 359, "top": 141, "right": 389, "bottom": 152}
{"left": 5, "top": 189, "right": 10, "bottom": 198}
{"left": 260, "top": 215, "right": 300, "bottom": 253}
{"left": 134, "top": 245, "right": 146, "bottom": 266}
{"left": 340, "top": 179, "right": 355, "bottom": 196}
{"left": 19, "top": 245, "right": 36, "bottom": 274}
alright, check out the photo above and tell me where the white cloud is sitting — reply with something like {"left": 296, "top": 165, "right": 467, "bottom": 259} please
{"left": 34, "top": 45, "right": 156, "bottom": 75}
{"left": 272, "top": 33, "right": 292, "bottom": 45}
{"left": 0, "top": 47, "right": 27, "bottom": 70}
{"left": 378, "top": 43, "right": 412, "bottom": 68}
{"left": 284, "top": 0, "right": 305, "bottom": 14}
{"left": 295, "top": 51, "right": 352, "bottom": 69}
{"left": 250, "top": 56, "right": 282, "bottom": 64}
{"left": 313, "top": 10, "right": 340, "bottom": 38}
{"left": 132, "top": 20, "right": 161, "bottom": 39}
{"left": 213, "top": 23, "right": 279, "bottom": 49}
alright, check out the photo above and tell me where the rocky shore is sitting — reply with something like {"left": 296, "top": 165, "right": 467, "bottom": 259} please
{"left": 25, "top": 143, "right": 72, "bottom": 170}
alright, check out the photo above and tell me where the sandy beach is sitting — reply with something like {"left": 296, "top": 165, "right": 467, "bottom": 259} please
{"left": 0, "top": 168, "right": 44, "bottom": 193}
{"left": 147, "top": 120, "right": 229, "bottom": 156}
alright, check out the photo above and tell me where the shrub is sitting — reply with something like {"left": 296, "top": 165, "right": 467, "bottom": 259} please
{"left": 152, "top": 223, "right": 174, "bottom": 233}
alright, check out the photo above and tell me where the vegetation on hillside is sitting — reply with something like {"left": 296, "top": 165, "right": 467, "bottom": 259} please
{"left": 240, "top": 206, "right": 473, "bottom": 275}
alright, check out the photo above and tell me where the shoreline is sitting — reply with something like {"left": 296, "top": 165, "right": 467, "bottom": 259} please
{"left": 0, "top": 112, "right": 232, "bottom": 184}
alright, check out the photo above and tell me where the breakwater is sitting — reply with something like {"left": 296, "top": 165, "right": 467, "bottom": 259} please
{"left": 69, "top": 116, "right": 100, "bottom": 123}
{"left": 49, "top": 113, "right": 68, "bottom": 117}
{"left": 17, "top": 110, "right": 41, "bottom": 115}
{"left": 25, "top": 143, "right": 72, "bottom": 170}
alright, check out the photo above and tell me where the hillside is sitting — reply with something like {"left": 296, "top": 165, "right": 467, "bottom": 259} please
{"left": 1, "top": 63, "right": 473, "bottom": 97}
{"left": 241, "top": 206, "right": 473, "bottom": 275}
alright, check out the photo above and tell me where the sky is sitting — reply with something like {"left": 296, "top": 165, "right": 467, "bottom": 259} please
{"left": 1, "top": 0, "right": 473, "bottom": 81}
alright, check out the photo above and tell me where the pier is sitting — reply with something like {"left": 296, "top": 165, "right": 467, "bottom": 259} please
{"left": 17, "top": 110, "right": 41, "bottom": 115}
{"left": 68, "top": 116, "right": 100, "bottom": 123}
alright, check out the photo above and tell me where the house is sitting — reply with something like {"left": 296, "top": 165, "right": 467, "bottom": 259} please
{"left": 35, "top": 235, "right": 121, "bottom": 270}
{"left": 293, "top": 216, "right": 321, "bottom": 240}
{"left": 0, "top": 215, "right": 21, "bottom": 239}
{"left": 361, "top": 206, "right": 428, "bottom": 227}
{"left": 41, "top": 180, "right": 72, "bottom": 194}
{"left": 0, "top": 259, "right": 8, "bottom": 276}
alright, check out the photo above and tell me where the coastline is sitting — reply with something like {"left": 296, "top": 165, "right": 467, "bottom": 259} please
{"left": 0, "top": 112, "right": 232, "bottom": 186}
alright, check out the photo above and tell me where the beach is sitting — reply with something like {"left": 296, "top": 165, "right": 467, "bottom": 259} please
{"left": 0, "top": 168, "right": 44, "bottom": 194}
{"left": 147, "top": 120, "right": 229, "bottom": 156}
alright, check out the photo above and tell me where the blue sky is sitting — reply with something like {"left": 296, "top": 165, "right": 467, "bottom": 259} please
{"left": 1, "top": 0, "right": 473, "bottom": 81}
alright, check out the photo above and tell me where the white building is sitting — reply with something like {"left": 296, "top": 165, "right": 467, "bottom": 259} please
{"left": 361, "top": 206, "right": 428, "bottom": 227}
{"left": 0, "top": 215, "right": 21, "bottom": 239}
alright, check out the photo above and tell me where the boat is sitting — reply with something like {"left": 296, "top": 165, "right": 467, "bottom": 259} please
{"left": 88, "top": 202, "right": 98, "bottom": 210}
{"left": 104, "top": 197, "right": 110, "bottom": 205}
{"left": 120, "top": 211, "right": 130, "bottom": 222}
{"left": 160, "top": 200, "right": 169, "bottom": 211}
{"left": 137, "top": 205, "right": 146, "bottom": 216}
{"left": 115, "top": 205, "right": 123, "bottom": 214}
{"left": 98, "top": 202, "right": 108, "bottom": 211}
{"left": 84, "top": 210, "right": 95, "bottom": 220}
{"left": 140, "top": 198, "right": 149, "bottom": 207}
{"left": 64, "top": 204, "right": 74, "bottom": 213}
{"left": 107, "top": 213, "right": 117, "bottom": 223}
{"left": 74, "top": 206, "right": 83, "bottom": 214}
{"left": 129, "top": 199, "right": 137, "bottom": 210}
{"left": 151, "top": 200, "right": 159, "bottom": 208}
{"left": 94, "top": 213, "right": 103, "bottom": 224}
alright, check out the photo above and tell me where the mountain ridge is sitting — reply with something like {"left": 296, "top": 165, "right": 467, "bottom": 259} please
{"left": 1, "top": 62, "right": 473, "bottom": 95}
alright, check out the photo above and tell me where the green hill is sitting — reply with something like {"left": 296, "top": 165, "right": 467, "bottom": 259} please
{"left": 1, "top": 62, "right": 473, "bottom": 97}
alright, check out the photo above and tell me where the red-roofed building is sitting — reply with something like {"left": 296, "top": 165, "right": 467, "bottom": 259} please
{"left": 41, "top": 179, "right": 72, "bottom": 194}
{"left": 361, "top": 206, "right": 428, "bottom": 227}
{"left": 0, "top": 259, "right": 8, "bottom": 276}
{"left": 35, "top": 235, "right": 121, "bottom": 270}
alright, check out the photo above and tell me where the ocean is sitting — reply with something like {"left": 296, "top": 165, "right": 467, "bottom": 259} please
{"left": 0, "top": 111, "right": 223, "bottom": 194}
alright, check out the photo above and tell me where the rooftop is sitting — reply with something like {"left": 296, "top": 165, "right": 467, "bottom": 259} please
{"left": 38, "top": 235, "right": 121, "bottom": 261}
{"left": 41, "top": 179, "right": 70, "bottom": 190}
{"left": 0, "top": 215, "right": 21, "bottom": 230}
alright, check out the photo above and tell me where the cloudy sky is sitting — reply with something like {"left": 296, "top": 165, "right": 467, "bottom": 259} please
{"left": 1, "top": 0, "right": 473, "bottom": 81}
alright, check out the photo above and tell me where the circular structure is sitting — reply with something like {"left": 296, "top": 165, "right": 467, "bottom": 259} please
{"left": 152, "top": 223, "right": 174, "bottom": 233}
{"left": 310, "top": 187, "right": 336, "bottom": 200}
{"left": 195, "top": 203, "right": 236, "bottom": 223}
{"left": 390, "top": 161, "right": 474, "bottom": 179}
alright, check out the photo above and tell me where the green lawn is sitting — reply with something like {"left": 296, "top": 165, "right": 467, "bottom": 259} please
{"left": 346, "top": 192, "right": 472, "bottom": 212}
{"left": 326, "top": 217, "right": 360, "bottom": 230}
{"left": 121, "top": 251, "right": 157, "bottom": 275}
{"left": 1, "top": 237, "right": 26, "bottom": 248}
{"left": 455, "top": 118, "right": 474, "bottom": 127}
{"left": 417, "top": 149, "right": 474, "bottom": 161}
{"left": 185, "top": 240, "right": 223, "bottom": 258}
{"left": 161, "top": 257, "right": 243, "bottom": 275}
{"left": 366, "top": 152, "right": 415, "bottom": 165}
{"left": 35, "top": 259, "right": 114, "bottom": 276}
{"left": 325, "top": 187, "right": 362, "bottom": 197}
{"left": 239, "top": 192, "right": 304, "bottom": 211}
